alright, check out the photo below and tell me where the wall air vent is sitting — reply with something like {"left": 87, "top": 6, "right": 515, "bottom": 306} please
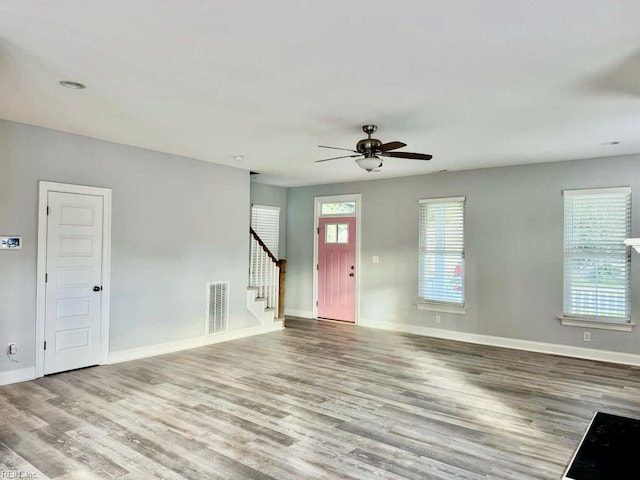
{"left": 207, "top": 281, "right": 229, "bottom": 334}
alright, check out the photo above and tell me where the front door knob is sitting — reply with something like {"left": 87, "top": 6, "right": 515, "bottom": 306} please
{"left": 349, "top": 273, "right": 354, "bottom": 277}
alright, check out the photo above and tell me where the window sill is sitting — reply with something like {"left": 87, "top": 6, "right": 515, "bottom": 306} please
{"left": 417, "top": 303, "right": 466, "bottom": 315}
{"left": 558, "top": 316, "right": 635, "bottom": 332}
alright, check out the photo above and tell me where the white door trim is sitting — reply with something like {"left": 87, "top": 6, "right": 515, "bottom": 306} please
{"left": 313, "top": 194, "right": 361, "bottom": 324}
{"left": 36, "top": 181, "right": 112, "bottom": 378}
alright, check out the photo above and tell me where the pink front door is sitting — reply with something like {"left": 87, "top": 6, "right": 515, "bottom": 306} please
{"left": 318, "top": 217, "right": 356, "bottom": 322}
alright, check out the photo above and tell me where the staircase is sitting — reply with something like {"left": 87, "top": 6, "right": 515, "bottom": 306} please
{"left": 247, "top": 227, "right": 286, "bottom": 329}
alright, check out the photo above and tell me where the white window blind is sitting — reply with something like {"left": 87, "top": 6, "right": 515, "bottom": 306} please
{"left": 419, "top": 197, "right": 465, "bottom": 306}
{"left": 251, "top": 205, "right": 280, "bottom": 258}
{"left": 563, "top": 187, "right": 631, "bottom": 321}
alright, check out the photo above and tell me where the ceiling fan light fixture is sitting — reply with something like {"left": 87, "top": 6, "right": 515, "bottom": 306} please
{"left": 356, "top": 156, "right": 382, "bottom": 172}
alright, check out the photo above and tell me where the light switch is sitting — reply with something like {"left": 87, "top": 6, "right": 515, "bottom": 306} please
{"left": 372, "top": 255, "right": 380, "bottom": 264}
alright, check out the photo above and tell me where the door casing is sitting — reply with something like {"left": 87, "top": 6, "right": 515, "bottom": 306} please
{"left": 313, "top": 194, "right": 361, "bottom": 324}
{"left": 36, "top": 181, "right": 112, "bottom": 378}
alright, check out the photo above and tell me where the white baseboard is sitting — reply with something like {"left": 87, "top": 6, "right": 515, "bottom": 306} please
{"left": 265, "top": 320, "right": 284, "bottom": 332}
{"left": 359, "top": 319, "right": 640, "bottom": 367}
{"left": 109, "top": 322, "right": 283, "bottom": 364}
{"left": 285, "top": 308, "right": 314, "bottom": 318}
{"left": 0, "top": 366, "right": 36, "bottom": 386}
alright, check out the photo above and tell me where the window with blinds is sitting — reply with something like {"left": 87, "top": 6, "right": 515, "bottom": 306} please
{"left": 251, "top": 204, "right": 280, "bottom": 257}
{"left": 419, "top": 197, "right": 465, "bottom": 306}
{"left": 563, "top": 187, "right": 631, "bottom": 322}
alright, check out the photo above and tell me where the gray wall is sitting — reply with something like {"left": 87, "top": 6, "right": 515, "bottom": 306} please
{"left": 286, "top": 155, "right": 640, "bottom": 354}
{"left": 0, "top": 120, "right": 256, "bottom": 373}
{"left": 250, "top": 182, "right": 287, "bottom": 258}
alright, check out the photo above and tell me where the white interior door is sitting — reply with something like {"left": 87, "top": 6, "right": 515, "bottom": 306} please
{"left": 44, "top": 192, "right": 104, "bottom": 374}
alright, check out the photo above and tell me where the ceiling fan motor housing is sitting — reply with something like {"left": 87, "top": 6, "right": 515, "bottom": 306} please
{"left": 357, "top": 137, "right": 382, "bottom": 153}
{"left": 357, "top": 124, "right": 382, "bottom": 154}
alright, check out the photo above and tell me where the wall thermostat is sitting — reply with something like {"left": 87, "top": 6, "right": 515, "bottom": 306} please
{"left": 0, "top": 236, "right": 22, "bottom": 249}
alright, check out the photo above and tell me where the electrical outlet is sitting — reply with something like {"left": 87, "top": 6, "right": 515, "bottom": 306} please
{"left": 435, "top": 315, "right": 442, "bottom": 324}
{"left": 198, "top": 317, "right": 205, "bottom": 327}
{"left": 8, "top": 343, "right": 17, "bottom": 355}
{"left": 583, "top": 331, "right": 591, "bottom": 342}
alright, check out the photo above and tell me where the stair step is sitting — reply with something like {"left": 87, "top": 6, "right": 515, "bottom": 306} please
{"left": 246, "top": 285, "right": 278, "bottom": 324}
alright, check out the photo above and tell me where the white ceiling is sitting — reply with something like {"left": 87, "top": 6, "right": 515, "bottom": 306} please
{"left": 1, "top": 1, "right": 640, "bottom": 187}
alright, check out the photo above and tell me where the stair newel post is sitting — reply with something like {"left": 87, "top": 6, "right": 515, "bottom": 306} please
{"left": 273, "top": 261, "right": 278, "bottom": 312}
{"left": 277, "top": 259, "right": 286, "bottom": 319}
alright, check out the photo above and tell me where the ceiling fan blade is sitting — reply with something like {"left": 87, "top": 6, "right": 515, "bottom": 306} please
{"left": 318, "top": 145, "right": 359, "bottom": 153}
{"left": 378, "top": 141, "right": 407, "bottom": 152}
{"left": 315, "top": 154, "right": 362, "bottom": 163}
{"left": 380, "top": 151, "right": 433, "bottom": 161}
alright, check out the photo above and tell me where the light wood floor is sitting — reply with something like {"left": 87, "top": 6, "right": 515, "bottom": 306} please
{"left": 2, "top": 318, "right": 640, "bottom": 479}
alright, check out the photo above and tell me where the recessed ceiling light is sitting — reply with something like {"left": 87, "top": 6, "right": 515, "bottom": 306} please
{"left": 59, "top": 80, "right": 86, "bottom": 89}
{"left": 233, "top": 155, "right": 244, "bottom": 161}
{"left": 601, "top": 141, "right": 620, "bottom": 146}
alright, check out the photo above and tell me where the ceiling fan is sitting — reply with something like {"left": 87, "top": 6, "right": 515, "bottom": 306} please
{"left": 316, "top": 124, "right": 433, "bottom": 172}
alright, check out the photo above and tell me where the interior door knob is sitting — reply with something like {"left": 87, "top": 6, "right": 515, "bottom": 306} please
{"left": 93, "top": 285, "right": 102, "bottom": 292}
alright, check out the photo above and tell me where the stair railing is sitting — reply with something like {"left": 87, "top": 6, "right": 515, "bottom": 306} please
{"left": 249, "top": 228, "right": 286, "bottom": 318}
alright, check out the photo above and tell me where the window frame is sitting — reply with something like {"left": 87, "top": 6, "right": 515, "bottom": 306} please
{"left": 417, "top": 196, "right": 467, "bottom": 315}
{"left": 320, "top": 201, "right": 357, "bottom": 216}
{"left": 324, "top": 222, "right": 349, "bottom": 244}
{"left": 559, "top": 186, "right": 634, "bottom": 331}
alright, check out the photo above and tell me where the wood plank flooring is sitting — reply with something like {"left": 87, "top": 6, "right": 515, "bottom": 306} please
{"left": 2, "top": 318, "right": 640, "bottom": 479}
